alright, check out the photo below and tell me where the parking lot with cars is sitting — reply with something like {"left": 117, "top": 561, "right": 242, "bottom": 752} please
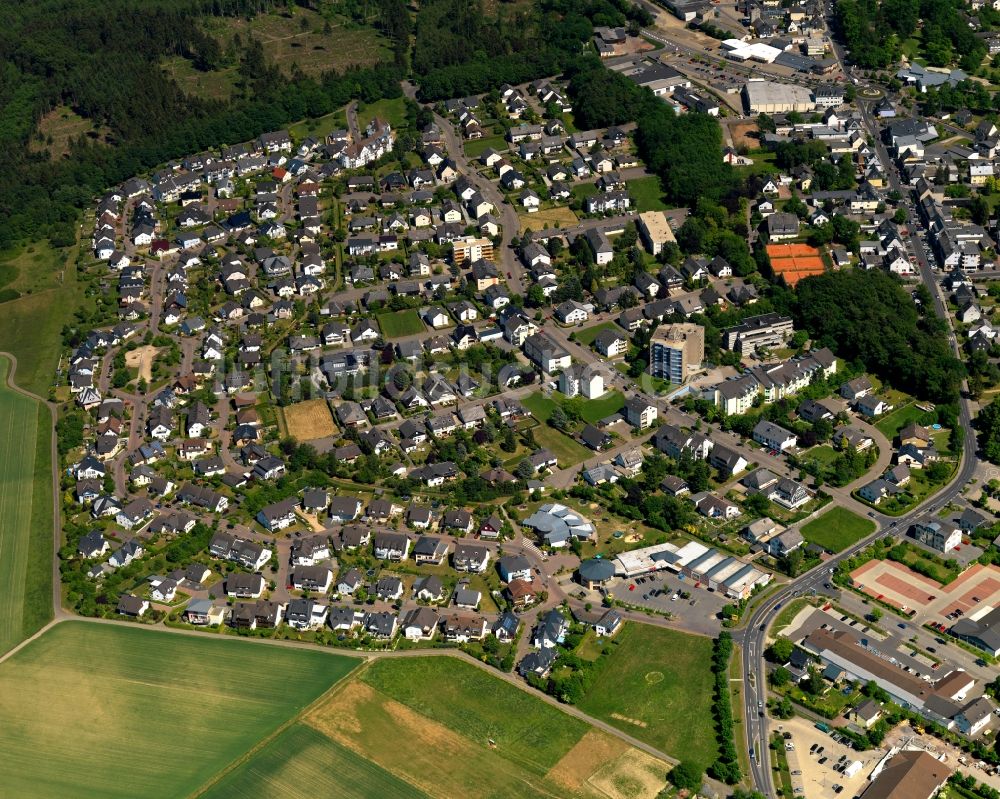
{"left": 779, "top": 716, "right": 880, "bottom": 799}
{"left": 601, "top": 570, "right": 730, "bottom": 635}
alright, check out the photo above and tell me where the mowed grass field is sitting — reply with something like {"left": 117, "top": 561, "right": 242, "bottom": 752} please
{"left": 377, "top": 308, "right": 426, "bottom": 338}
{"left": 532, "top": 423, "right": 593, "bottom": 467}
{"left": 577, "top": 624, "right": 719, "bottom": 771}
{"left": 0, "top": 354, "right": 52, "bottom": 655}
{"left": 523, "top": 390, "right": 625, "bottom": 425}
{"left": 800, "top": 506, "right": 875, "bottom": 553}
{"left": 281, "top": 398, "right": 336, "bottom": 441}
{"left": 519, "top": 206, "right": 578, "bottom": 233}
{"left": 0, "top": 622, "right": 357, "bottom": 799}
{"left": 626, "top": 176, "right": 668, "bottom": 212}
{"left": 238, "top": 656, "right": 669, "bottom": 799}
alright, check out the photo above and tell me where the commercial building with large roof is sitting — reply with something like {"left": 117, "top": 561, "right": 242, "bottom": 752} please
{"left": 742, "top": 80, "right": 815, "bottom": 114}
{"left": 722, "top": 39, "right": 782, "bottom": 63}
{"left": 860, "top": 750, "right": 951, "bottom": 799}
{"left": 611, "top": 540, "right": 770, "bottom": 599}
{"left": 801, "top": 627, "right": 988, "bottom": 726}
{"left": 951, "top": 605, "right": 1000, "bottom": 656}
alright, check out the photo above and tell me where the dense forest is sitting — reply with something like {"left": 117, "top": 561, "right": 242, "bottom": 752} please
{"left": 834, "top": 0, "right": 985, "bottom": 71}
{"left": 793, "top": 270, "right": 965, "bottom": 404}
{"left": 0, "top": 0, "right": 647, "bottom": 248}
{"left": 0, "top": 0, "right": 413, "bottom": 249}
{"left": 413, "top": 0, "right": 650, "bottom": 101}
{"left": 565, "top": 58, "right": 735, "bottom": 207}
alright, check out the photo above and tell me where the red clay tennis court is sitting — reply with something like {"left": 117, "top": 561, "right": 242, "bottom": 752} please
{"left": 766, "top": 243, "right": 825, "bottom": 286}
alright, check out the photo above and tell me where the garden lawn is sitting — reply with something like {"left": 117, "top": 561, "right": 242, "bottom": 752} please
{"left": 198, "top": 723, "right": 428, "bottom": 799}
{"left": 0, "top": 355, "right": 52, "bottom": 655}
{"left": 800, "top": 506, "right": 875, "bottom": 553}
{"left": 577, "top": 623, "right": 719, "bottom": 770}
{"left": 464, "top": 134, "right": 507, "bottom": 158}
{"left": 575, "top": 391, "right": 625, "bottom": 423}
{"left": 627, "top": 176, "right": 668, "bottom": 212}
{"left": 290, "top": 109, "right": 349, "bottom": 141}
{"left": 523, "top": 390, "right": 625, "bottom": 425}
{"left": 377, "top": 308, "right": 425, "bottom": 338}
{"left": 522, "top": 391, "right": 557, "bottom": 422}
{"left": 575, "top": 320, "right": 618, "bottom": 347}
{"left": 357, "top": 96, "right": 408, "bottom": 130}
{"left": 892, "top": 544, "right": 961, "bottom": 585}
{"left": 532, "top": 423, "right": 593, "bottom": 466}
{"left": 733, "top": 149, "right": 778, "bottom": 178}
{"left": 802, "top": 444, "right": 839, "bottom": 468}
{"left": 874, "top": 403, "right": 926, "bottom": 442}
{"left": 0, "top": 622, "right": 357, "bottom": 799}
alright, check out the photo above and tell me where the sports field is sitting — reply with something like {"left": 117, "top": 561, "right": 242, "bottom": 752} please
{"left": 0, "top": 622, "right": 357, "bottom": 799}
{"left": 577, "top": 623, "right": 718, "bottom": 771}
{"left": 281, "top": 398, "right": 336, "bottom": 441}
{"left": 377, "top": 308, "right": 425, "bottom": 338}
{"left": 800, "top": 506, "right": 875, "bottom": 553}
{"left": 0, "top": 354, "right": 52, "bottom": 655}
{"left": 766, "top": 243, "right": 825, "bottom": 287}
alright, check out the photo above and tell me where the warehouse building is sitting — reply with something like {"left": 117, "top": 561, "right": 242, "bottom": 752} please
{"left": 612, "top": 540, "right": 770, "bottom": 599}
{"left": 742, "top": 80, "right": 815, "bottom": 114}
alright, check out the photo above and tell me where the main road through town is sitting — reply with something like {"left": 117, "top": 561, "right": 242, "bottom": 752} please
{"left": 742, "top": 25, "right": 980, "bottom": 799}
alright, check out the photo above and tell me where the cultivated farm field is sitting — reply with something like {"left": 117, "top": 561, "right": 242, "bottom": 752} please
{"left": 257, "top": 656, "right": 672, "bottom": 799}
{"left": 199, "top": 723, "right": 430, "bottom": 799}
{"left": 0, "top": 354, "right": 52, "bottom": 655}
{"left": 0, "top": 622, "right": 357, "bottom": 799}
{"left": 577, "top": 624, "right": 719, "bottom": 771}
{"left": 282, "top": 398, "right": 336, "bottom": 441}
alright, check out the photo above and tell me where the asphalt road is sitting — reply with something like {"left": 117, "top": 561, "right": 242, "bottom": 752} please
{"left": 740, "top": 53, "right": 981, "bottom": 799}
